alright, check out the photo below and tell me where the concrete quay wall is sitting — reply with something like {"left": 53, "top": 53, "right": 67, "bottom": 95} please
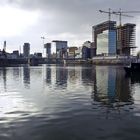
{"left": 92, "top": 59, "right": 130, "bottom": 65}
{"left": 0, "top": 57, "right": 136, "bottom": 66}
{"left": 65, "top": 58, "right": 137, "bottom": 65}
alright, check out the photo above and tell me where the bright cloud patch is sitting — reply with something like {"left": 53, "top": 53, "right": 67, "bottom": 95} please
{"left": 0, "top": 6, "right": 40, "bottom": 37}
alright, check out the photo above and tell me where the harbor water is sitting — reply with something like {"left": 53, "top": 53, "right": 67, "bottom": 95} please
{"left": 0, "top": 65, "right": 140, "bottom": 140}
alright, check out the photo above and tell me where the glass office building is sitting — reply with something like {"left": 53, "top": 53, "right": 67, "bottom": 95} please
{"left": 93, "top": 21, "right": 117, "bottom": 56}
{"left": 97, "top": 30, "right": 108, "bottom": 55}
{"left": 108, "top": 30, "right": 117, "bottom": 54}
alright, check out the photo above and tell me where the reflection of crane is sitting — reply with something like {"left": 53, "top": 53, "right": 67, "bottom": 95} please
{"left": 112, "top": 9, "right": 140, "bottom": 25}
{"left": 99, "top": 8, "right": 133, "bottom": 26}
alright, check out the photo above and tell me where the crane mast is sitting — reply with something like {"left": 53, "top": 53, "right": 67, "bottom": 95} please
{"left": 98, "top": 8, "right": 139, "bottom": 55}
{"left": 99, "top": 8, "right": 112, "bottom": 21}
{"left": 112, "top": 9, "right": 140, "bottom": 26}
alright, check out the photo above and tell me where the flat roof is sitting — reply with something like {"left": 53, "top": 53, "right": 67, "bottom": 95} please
{"left": 52, "top": 40, "right": 67, "bottom": 43}
{"left": 93, "top": 20, "right": 116, "bottom": 28}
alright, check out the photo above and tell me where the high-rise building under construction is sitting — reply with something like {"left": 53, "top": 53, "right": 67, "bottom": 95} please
{"left": 117, "top": 23, "right": 136, "bottom": 55}
{"left": 92, "top": 21, "right": 136, "bottom": 56}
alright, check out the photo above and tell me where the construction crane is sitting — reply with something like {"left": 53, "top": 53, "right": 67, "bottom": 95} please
{"left": 99, "top": 8, "right": 112, "bottom": 21}
{"left": 99, "top": 8, "right": 133, "bottom": 26}
{"left": 112, "top": 9, "right": 140, "bottom": 26}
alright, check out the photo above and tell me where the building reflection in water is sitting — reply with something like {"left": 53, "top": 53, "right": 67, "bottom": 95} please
{"left": 56, "top": 66, "right": 68, "bottom": 87}
{"left": 0, "top": 68, "right": 7, "bottom": 91}
{"left": 68, "top": 67, "right": 76, "bottom": 81}
{"left": 45, "top": 66, "right": 51, "bottom": 84}
{"left": 81, "top": 65, "right": 96, "bottom": 84}
{"left": 92, "top": 66, "right": 133, "bottom": 106}
{"left": 115, "top": 68, "right": 132, "bottom": 103}
{"left": 13, "top": 67, "right": 20, "bottom": 81}
{"left": 68, "top": 66, "right": 80, "bottom": 83}
{"left": 23, "top": 66, "right": 30, "bottom": 88}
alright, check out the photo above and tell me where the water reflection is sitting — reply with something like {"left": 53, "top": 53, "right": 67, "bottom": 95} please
{"left": 68, "top": 66, "right": 81, "bottom": 83}
{"left": 1, "top": 68, "right": 7, "bottom": 91}
{"left": 0, "top": 65, "right": 140, "bottom": 140}
{"left": 81, "top": 66, "right": 95, "bottom": 83}
{"left": 0, "top": 65, "right": 137, "bottom": 104}
{"left": 23, "top": 66, "right": 30, "bottom": 88}
{"left": 92, "top": 66, "right": 133, "bottom": 106}
{"left": 46, "top": 66, "right": 51, "bottom": 84}
{"left": 13, "top": 67, "right": 20, "bottom": 78}
{"left": 56, "top": 66, "right": 68, "bottom": 87}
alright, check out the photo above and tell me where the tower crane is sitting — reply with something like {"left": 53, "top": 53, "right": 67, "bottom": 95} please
{"left": 112, "top": 9, "right": 140, "bottom": 26}
{"left": 99, "top": 8, "right": 112, "bottom": 21}
{"left": 99, "top": 8, "right": 133, "bottom": 26}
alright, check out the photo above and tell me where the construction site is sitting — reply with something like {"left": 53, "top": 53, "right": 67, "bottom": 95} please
{"left": 92, "top": 9, "right": 140, "bottom": 57}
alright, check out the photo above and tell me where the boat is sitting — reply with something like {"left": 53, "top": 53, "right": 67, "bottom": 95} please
{"left": 124, "top": 62, "right": 140, "bottom": 74}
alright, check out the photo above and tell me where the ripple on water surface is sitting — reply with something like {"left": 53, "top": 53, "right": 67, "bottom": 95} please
{"left": 0, "top": 65, "right": 140, "bottom": 140}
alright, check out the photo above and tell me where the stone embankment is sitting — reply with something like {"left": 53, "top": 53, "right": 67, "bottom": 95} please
{"left": 0, "top": 56, "right": 137, "bottom": 66}
{"left": 91, "top": 56, "right": 137, "bottom": 65}
{"left": 92, "top": 58, "right": 130, "bottom": 65}
{"left": 66, "top": 56, "right": 135, "bottom": 65}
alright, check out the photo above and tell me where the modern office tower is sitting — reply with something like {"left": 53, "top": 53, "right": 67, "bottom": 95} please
{"left": 44, "top": 43, "right": 51, "bottom": 58}
{"left": 23, "top": 43, "right": 30, "bottom": 58}
{"left": 117, "top": 23, "right": 136, "bottom": 55}
{"left": 92, "top": 21, "right": 117, "bottom": 56}
{"left": 52, "top": 40, "right": 68, "bottom": 58}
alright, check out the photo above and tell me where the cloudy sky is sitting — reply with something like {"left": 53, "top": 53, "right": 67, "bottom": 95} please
{"left": 0, "top": 0, "right": 140, "bottom": 53}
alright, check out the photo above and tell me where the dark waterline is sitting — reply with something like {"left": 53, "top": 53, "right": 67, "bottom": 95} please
{"left": 0, "top": 65, "right": 140, "bottom": 140}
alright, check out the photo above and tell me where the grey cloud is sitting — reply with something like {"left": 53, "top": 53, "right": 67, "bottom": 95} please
{"left": 1, "top": 0, "right": 140, "bottom": 51}
{"left": 5, "top": 0, "right": 140, "bottom": 11}
{"left": 3, "top": 0, "right": 140, "bottom": 25}
{"left": 6, "top": 0, "right": 140, "bottom": 24}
